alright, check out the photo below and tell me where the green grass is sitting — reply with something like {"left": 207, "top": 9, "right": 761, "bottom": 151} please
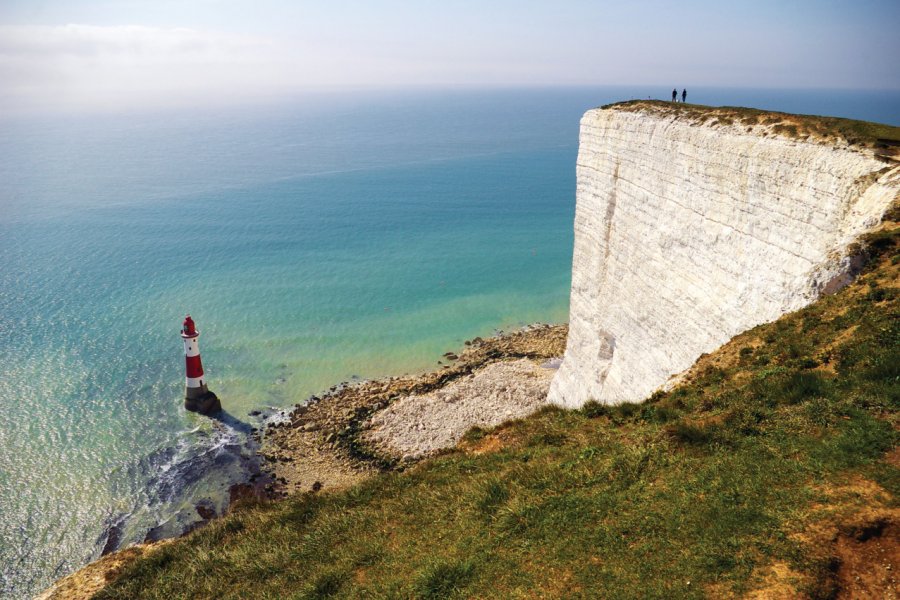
{"left": 95, "top": 225, "right": 899, "bottom": 599}
{"left": 602, "top": 100, "right": 900, "bottom": 151}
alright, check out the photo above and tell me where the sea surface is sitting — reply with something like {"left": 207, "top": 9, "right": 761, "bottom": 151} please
{"left": 1, "top": 87, "right": 898, "bottom": 598}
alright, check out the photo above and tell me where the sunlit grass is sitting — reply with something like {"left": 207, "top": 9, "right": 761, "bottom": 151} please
{"left": 96, "top": 224, "right": 898, "bottom": 599}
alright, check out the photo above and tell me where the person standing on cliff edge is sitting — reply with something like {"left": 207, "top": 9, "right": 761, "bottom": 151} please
{"left": 672, "top": 88, "right": 677, "bottom": 102}
{"left": 682, "top": 89, "right": 687, "bottom": 103}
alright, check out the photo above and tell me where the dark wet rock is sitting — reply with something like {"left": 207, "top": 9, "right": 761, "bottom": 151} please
{"left": 100, "top": 524, "right": 122, "bottom": 556}
{"left": 248, "top": 410, "right": 262, "bottom": 417}
{"left": 184, "top": 390, "right": 222, "bottom": 415}
{"left": 195, "top": 501, "right": 216, "bottom": 521}
{"left": 229, "top": 479, "right": 269, "bottom": 505}
{"left": 144, "top": 524, "right": 168, "bottom": 544}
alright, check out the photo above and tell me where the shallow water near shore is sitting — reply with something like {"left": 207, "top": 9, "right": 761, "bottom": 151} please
{"left": 1, "top": 87, "right": 899, "bottom": 598}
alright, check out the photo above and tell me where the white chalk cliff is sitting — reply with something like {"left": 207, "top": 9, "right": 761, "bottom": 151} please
{"left": 549, "top": 103, "right": 900, "bottom": 408}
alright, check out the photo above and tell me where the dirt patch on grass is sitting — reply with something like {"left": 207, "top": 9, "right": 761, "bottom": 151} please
{"left": 465, "top": 434, "right": 505, "bottom": 455}
{"left": 795, "top": 476, "right": 891, "bottom": 546}
{"left": 790, "top": 474, "right": 898, "bottom": 599}
{"left": 664, "top": 330, "right": 763, "bottom": 390}
{"left": 832, "top": 514, "right": 899, "bottom": 599}
{"left": 36, "top": 541, "right": 172, "bottom": 600}
{"left": 747, "top": 509, "right": 899, "bottom": 599}
{"left": 745, "top": 561, "right": 810, "bottom": 599}
{"left": 885, "top": 446, "right": 900, "bottom": 468}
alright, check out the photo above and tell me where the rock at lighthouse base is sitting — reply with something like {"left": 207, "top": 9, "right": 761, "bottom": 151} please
{"left": 185, "top": 391, "right": 221, "bottom": 416}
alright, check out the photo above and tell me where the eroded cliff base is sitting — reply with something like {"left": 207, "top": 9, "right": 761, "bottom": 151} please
{"left": 258, "top": 324, "right": 567, "bottom": 495}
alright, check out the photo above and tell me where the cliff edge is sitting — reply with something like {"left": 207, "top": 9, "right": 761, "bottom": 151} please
{"left": 549, "top": 101, "right": 900, "bottom": 407}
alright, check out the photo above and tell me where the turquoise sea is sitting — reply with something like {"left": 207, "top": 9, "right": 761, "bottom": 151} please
{"left": 1, "top": 87, "right": 899, "bottom": 598}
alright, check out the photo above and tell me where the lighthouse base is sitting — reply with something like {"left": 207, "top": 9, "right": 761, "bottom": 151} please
{"left": 185, "top": 391, "right": 221, "bottom": 415}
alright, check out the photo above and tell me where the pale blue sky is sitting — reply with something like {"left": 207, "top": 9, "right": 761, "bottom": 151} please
{"left": 1, "top": 1, "right": 898, "bottom": 111}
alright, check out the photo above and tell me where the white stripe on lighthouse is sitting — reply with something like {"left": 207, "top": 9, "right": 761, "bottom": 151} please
{"left": 183, "top": 337, "right": 200, "bottom": 357}
{"left": 186, "top": 376, "right": 204, "bottom": 387}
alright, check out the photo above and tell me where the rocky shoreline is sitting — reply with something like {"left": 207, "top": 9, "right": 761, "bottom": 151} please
{"left": 38, "top": 323, "right": 567, "bottom": 600}
{"left": 257, "top": 323, "right": 567, "bottom": 496}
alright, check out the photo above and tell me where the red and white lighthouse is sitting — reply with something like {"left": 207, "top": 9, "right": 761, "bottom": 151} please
{"left": 180, "top": 315, "right": 221, "bottom": 414}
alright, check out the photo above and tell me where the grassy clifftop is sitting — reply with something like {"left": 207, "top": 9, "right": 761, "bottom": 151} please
{"left": 90, "top": 215, "right": 899, "bottom": 598}
{"left": 602, "top": 100, "right": 900, "bottom": 159}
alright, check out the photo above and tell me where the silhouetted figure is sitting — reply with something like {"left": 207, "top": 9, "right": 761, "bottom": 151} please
{"left": 682, "top": 89, "right": 687, "bottom": 103}
{"left": 672, "top": 88, "right": 677, "bottom": 102}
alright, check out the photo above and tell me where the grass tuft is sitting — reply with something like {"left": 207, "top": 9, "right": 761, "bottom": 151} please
{"left": 667, "top": 421, "right": 714, "bottom": 446}
{"left": 414, "top": 560, "right": 475, "bottom": 599}
{"left": 306, "top": 570, "right": 348, "bottom": 599}
{"left": 476, "top": 479, "right": 510, "bottom": 519}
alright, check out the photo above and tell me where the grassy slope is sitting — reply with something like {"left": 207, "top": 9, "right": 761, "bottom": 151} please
{"left": 96, "top": 220, "right": 899, "bottom": 599}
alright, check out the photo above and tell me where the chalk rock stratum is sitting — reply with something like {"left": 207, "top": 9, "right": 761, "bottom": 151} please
{"left": 549, "top": 102, "right": 900, "bottom": 408}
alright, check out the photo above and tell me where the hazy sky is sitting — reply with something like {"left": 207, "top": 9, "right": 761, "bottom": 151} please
{"left": 1, "top": 0, "right": 898, "bottom": 112}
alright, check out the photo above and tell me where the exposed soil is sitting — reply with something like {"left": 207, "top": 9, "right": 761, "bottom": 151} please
{"left": 744, "top": 561, "right": 810, "bottom": 599}
{"left": 757, "top": 472, "right": 898, "bottom": 600}
{"left": 35, "top": 541, "right": 172, "bottom": 600}
{"left": 832, "top": 515, "right": 899, "bottom": 599}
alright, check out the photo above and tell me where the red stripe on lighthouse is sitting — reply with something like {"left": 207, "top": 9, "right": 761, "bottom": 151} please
{"left": 185, "top": 354, "right": 204, "bottom": 378}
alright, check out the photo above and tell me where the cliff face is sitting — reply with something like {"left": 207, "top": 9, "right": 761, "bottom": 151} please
{"left": 549, "top": 103, "right": 900, "bottom": 408}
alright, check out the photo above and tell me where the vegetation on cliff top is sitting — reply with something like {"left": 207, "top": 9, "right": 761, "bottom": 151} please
{"left": 94, "top": 215, "right": 899, "bottom": 599}
{"left": 603, "top": 100, "right": 900, "bottom": 158}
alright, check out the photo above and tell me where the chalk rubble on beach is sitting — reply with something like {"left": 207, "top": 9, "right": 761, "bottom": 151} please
{"left": 365, "top": 358, "right": 554, "bottom": 459}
